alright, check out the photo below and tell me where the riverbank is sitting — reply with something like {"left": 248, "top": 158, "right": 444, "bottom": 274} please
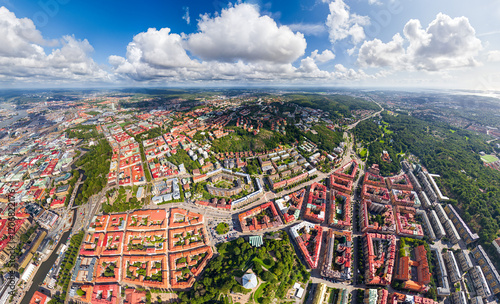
{"left": 19, "top": 208, "right": 77, "bottom": 304}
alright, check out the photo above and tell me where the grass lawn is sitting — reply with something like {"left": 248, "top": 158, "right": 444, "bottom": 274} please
{"left": 252, "top": 257, "right": 273, "bottom": 269}
{"left": 481, "top": 154, "right": 499, "bottom": 163}
{"left": 255, "top": 282, "right": 270, "bottom": 303}
{"left": 378, "top": 122, "right": 393, "bottom": 134}
{"left": 359, "top": 148, "right": 367, "bottom": 158}
{"left": 216, "top": 222, "right": 230, "bottom": 235}
{"left": 216, "top": 180, "right": 234, "bottom": 189}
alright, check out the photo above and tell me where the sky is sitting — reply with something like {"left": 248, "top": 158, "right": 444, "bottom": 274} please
{"left": 1, "top": 0, "right": 500, "bottom": 90}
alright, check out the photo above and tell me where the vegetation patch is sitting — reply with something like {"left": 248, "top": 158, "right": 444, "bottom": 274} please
{"left": 55, "top": 231, "right": 85, "bottom": 303}
{"left": 178, "top": 231, "right": 310, "bottom": 304}
{"left": 254, "top": 282, "right": 270, "bottom": 303}
{"left": 286, "top": 94, "right": 380, "bottom": 120}
{"left": 304, "top": 125, "right": 343, "bottom": 153}
{"left": 215, "top": 222, "right": 230, "bottom": 235}
{"left": 73, "top": 135, "right": 112, "bottom": 206}
{"left": 102, "top": 186, "right": 143, "bottom": 213}
{"left": 166, "top": 149, "right": 201, "bottom": 174}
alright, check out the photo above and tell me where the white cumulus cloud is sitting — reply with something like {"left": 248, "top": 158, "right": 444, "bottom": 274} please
{"left": 311, "top": 49, "right": 336, "bottom": 62}
{"left": 358, "top": 13, "right": 483, "bottom": 71}
{"left": 127, "top": 28, "right": 197, "bottom": 69}
{"left": 109, "top": 3, "right": 351, "bottom": 83}
{"left": 357, "top": 33, "right": 405, "bottom": 67}
{"left": 487, "top": 50, "right": 500, "bottom": 62}
{"left": 324, "top": 0, "right": 370, "bottom": 46}
{"left": 0, "top": 6, "right": 109, "bottom": 84}
{"left": 101, "top": 2, "right": 376, "bottom": 85}
{"left": 187, "top": 3, "right": 306, "bottom": 63}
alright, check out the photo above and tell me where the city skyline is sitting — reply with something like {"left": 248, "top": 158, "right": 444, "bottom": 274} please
{"left": 1, "top": 0, "right": 500, "bottom": 90}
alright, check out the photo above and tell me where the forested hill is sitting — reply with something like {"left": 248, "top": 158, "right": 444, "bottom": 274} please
{"left": 354, "top": 112, "right": 500, "bottom": 245}
{"left": 285, "top": 94, "right": 381, "bottom": 120}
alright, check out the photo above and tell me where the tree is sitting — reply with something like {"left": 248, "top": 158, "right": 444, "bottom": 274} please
{"left": 236, "top": 237, "right": 244, "bottom": 245}
{"left": 272, "top": 262, "right": 284, "bottom": 277}
{"left": 261, "top": 271, "right": 274, "bottom": 281}
{"left": 261, "top": 298, "right": 271, "bottom": 304}
{"left": 426, "top": 288, "right": 437, "bottom": 300}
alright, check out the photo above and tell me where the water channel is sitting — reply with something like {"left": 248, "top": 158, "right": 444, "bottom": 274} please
{"left": 20, "top": 208, "right": 77, "bottom": 304}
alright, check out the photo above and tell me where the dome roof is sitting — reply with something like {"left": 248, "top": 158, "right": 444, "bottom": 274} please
{"left": 242, "top": 273, "right": 258, "bottom": 289}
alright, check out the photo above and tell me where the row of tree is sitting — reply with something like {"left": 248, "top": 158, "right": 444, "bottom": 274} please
{"left": 48, "top": 230, "right": 85, "bottom": 304}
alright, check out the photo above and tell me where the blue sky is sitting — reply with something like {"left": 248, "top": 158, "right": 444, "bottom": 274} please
{"left": 1, "top": 0, "right": 500, "bottom": 90}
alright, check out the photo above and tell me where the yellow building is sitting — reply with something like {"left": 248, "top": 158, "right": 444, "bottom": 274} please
{"left": 312, "top": 283, "right": 327, "bottom": 304}
{"left": 19, "top": 230, "right": 47, "bottom": 269}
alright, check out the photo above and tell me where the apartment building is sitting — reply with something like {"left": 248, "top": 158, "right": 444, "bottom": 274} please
{"left": 471, "top": 245, "right": 500, "bottom": 295}
{"left": 444, "top": 204, "right": 479, "bottom": 245}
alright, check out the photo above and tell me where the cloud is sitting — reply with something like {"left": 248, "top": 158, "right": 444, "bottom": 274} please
{"left": 126, "top": 28, "right": 197, "bottom": 69}
{"left": 109, "top": 3, "right": 325, "bottom": 83}
{"left": 324, "top": 0, "right": 370, "bottom": 45}
{"left": 110, "top": 6, "right": 373, "bottom": 84}
{"left": 297, "top": 58, "right": 369, "bottom": 81}
{"left": 182, "top": 7, "right": 190, "bottom": 25}
{"left": 297, "top": 49, "right": 372, "bottom": 81}
{"left": 0, "top": 6, "right": 109, "bottom": 84}
{"left": 311, "top": 49, "right": 336, "bottom": 62}
{"left": 487, "top": 50, "right": 500, "bottom": 62}
{"left": 358, "top": 13, "right": 483, "bottom": 71}
{"left": 357, "top": 33, "right": 405, "bottom": 67}
{"left": 109, "top": 2, "right": 374, "bottom": 84}
{"left": 333, "top": 64, "right": 369, "bottom": 80}
{"left": 0, "top": 3, "right": 383, "bottom": 86}
{"left": 287, "top": 23, "right": 326, "bottom": 36}
{"left": 187, "top": 3, "right": 306, "bottom": 63}
{"left": 405, "top": 14, "right": 482, "bottom": 70}
{"left": 0, "top": 6, "right": 47, "bottom": 58}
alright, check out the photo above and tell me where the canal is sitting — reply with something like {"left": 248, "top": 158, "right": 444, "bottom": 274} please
{"left": 73, "top": 169, "right": 87, "bottom": 203}
{"left": 20, "top": 208, "right": 77, "bottom": 304}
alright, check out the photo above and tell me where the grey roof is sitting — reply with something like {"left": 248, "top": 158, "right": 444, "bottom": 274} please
{"left": 242, "top": 273, "right": 258, "bottom": 289}
{"left": 249, "top": 235, "right": 263, "bottom": 247}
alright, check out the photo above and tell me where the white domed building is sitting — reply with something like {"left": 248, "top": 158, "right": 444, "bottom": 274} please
{"left": 241, "top": 273, "right": 258, "bottom": 289}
